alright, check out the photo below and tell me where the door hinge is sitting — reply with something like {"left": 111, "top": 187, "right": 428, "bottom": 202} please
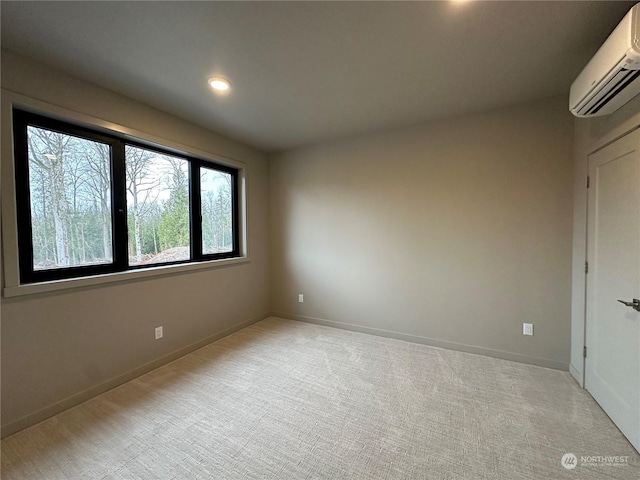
{"left": 585, "top": 261, "right": 589, "bottom": 274}
{"left": 583, "top": 346, "right": 587, "bottom": 358}
{"left": 586, "top": 176, "right": 590, "bottom": 188}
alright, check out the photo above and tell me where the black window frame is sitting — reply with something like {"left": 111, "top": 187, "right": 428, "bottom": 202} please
{"left": 13, "top": 109, "right": 240, "bottom": 284}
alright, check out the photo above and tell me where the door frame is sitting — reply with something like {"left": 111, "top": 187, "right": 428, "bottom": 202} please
{"left": 581, "top": 125, "right": 640, "bottom": 452}
{"left": 574, "top": 119, "right": 640, "bottom": 388}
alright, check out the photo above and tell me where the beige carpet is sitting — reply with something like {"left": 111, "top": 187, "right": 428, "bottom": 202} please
{"left": 1, "top": 317, "right": 638, "bottom": 479}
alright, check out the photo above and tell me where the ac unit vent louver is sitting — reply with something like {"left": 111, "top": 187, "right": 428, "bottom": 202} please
{"left": 578, "top": 68, "right": 640, "bottom": 116}
{"left": 570, "top": 4, "right": 640, "bottom": 118}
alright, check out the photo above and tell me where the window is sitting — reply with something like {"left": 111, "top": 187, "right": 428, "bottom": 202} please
{"left": 13, "top": 110, "right": 240, "bottom": 284}
{"left": 200, "top": 167, "right": 234, "bottom": 255}
{"left": 125, "top": 146, "right": 191, "bottom": 266}
{"left": 24, "top": 125, "right": 114, "bottom": 271}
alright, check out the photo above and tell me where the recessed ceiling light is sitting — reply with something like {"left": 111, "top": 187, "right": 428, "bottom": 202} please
{"left": 208, "top": 77, "right": 231, "bottom": 92}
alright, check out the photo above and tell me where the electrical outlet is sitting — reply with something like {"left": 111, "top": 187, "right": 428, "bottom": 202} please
{"left": 298, "top": 294, "right": 304, "bottom": 303}
{"left": 523, "top": 323, "right": 534, "bottom": 336}
{"left": 155, "top": 326, "right": 163, "bottom": 340}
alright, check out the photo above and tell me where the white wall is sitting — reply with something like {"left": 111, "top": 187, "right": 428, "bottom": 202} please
{"left": 270, "top": 96, "right": 574, "bottom": 369}
{"left": 0, "top": 51, "right": 271, "bottom": 436}
{"left": 570, "top": 93, "right": 640, "bottom": 385}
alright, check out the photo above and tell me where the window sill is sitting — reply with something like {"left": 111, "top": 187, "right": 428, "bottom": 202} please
{"left": 2, "top": 256, "right": 250, "bottom": 298}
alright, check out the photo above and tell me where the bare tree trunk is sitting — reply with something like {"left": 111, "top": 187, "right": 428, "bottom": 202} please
{"left": 51, "top": 169, "right": 69, "bottom": 266}
{"left": 132, "top": 186, "right": 143, "bottom": 263}
{"left": 102, "top": 214, "right": 110, "bottom": 260}
{"left": 80, "top": 223, "right": 86, "bottom": 263}
{"left": 101, "top": 188, "right": 110, "bottom": 260}
{"left": 153, "top": 225, "right": 158, "bottom": 254}
{"left": 52, "top": 206, "right": 69, "bottom": 266}
{"left": 135, "top": 216, "right": 143, "bottom": 261}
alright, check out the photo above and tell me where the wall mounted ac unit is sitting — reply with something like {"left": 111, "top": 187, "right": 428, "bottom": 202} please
{"left": 570, "top": 4, "right": 640, "bottom": 118}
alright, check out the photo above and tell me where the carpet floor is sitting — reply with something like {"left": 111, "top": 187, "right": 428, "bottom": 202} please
{"left": 1, "top": 317, "right": 638, "bottom": 479}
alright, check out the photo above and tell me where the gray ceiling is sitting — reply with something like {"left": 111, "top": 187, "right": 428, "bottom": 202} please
{"left": 1, "top": 1, "right": 636, "bottom": 152}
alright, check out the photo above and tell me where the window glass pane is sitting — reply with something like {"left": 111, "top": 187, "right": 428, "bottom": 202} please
{"left": 27, "top": 126, "right": 113, "bottom": 270}
{"left": 125, "top": 145, "right": 190, "bottom": 265}
{"left": 201, "top": 168, "right": 233, "bottom": 254}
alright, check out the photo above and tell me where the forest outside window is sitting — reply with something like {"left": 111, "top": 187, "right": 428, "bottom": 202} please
{"left": 125, "top": 146, "right": 191, "bottom": 266}
{"left": 13, "top": 109, "right": 240, "bottom": 284}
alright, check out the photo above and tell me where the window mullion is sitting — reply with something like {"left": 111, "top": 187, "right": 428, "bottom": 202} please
{"left": 190, "top": 162, "right": 203, "bottom": 260}
{"left": 111, "top": 140, "right": 128, "bottom": 271}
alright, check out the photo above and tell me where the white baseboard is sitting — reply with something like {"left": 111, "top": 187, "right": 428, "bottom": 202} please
{"left": 569, "top": 363, "right": 584, "bottom": 387}
{"left": 1, "top": 312, "right": 271, "bottom": 439}
{"left": 273, "top": 312, "right": 569, "bottom": 371}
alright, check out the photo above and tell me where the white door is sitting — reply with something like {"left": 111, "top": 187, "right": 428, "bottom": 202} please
{"left": 586, "top": 127, "right": 640, "bottom": 452}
